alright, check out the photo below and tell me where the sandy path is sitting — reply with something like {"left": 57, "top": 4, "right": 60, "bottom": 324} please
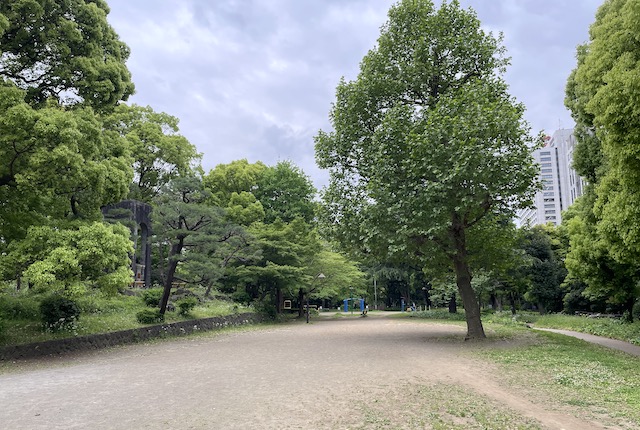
{"left": 0, "top": 317, "right": 607, "bottom": 429}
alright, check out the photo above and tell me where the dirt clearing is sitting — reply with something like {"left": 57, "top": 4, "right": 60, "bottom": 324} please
{"left": 0, "top": 316, "right": 613, "bottom": 429}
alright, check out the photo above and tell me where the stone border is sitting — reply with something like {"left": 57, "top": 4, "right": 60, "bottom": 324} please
{"left": 0, "top": 312, "right": 263, "bottom": 361}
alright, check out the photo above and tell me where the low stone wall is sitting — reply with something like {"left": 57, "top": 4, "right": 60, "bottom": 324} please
{"left": 0, "top": 312, "right": 263, "bottom": 361}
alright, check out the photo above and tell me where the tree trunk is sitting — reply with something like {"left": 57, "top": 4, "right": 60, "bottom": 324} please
{"left": 451, "top": 223, "right": 486, "bottom": 339}
{"left": 297, "top": 288, "right": 304, "bottom": 318}
{"left": 159, "top": 237, "right": 184, "bottom": 314}
{"left": 276, "top": 287, "right": 283, "bottom": 314}
{"left": 448, "top": 294, "right": 457, "bottom": 313}
{"left": 538, "top": 302, "right": 546, "bottom": 315}
{"left": 489, "top": 293, "right": 498, "bottom": 310}
{"left": 623, "top": 296, "right": 635, "bottom": 322}
{"left": 509, "top": 292, "right": 517, "bottom": 315}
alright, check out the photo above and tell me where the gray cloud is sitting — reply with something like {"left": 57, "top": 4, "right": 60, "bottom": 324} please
{"left": 107, "top": 0, "right": 602, "bottom": 189}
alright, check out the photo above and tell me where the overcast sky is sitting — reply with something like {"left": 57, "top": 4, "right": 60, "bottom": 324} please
{"left": 106, "top": 0, "right": 602, "bottom": 189}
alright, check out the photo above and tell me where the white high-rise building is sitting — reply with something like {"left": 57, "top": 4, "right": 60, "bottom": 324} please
{"left": 517, "top": 129, "right": 584, "bottom": 227}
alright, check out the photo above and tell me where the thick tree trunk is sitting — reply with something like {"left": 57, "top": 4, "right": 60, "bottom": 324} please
{"left": 159, "top": 237, "right": 184, "bottom": 314}
{"left": 451, "top": 222, "right": 486, "bottom": 339}
{"left": 509, "top": 292, "right": 517, "bottom": 315}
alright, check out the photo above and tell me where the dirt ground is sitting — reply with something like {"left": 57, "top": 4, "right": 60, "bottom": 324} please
{"left": 0, "top": 315, "right": 617, "bottom": 429}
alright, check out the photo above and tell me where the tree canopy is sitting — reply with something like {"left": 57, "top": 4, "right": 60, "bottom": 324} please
{"left": 103, "top": 104, "right": 201, "bottom": 202}
{"left": 315, "top": 0, "right": 538, "bottom": 338}
{"left": 254, "top": 160, "right": 316, "bottom": 224}
{"left": 152, "top": 175, "right": 231, "bottom": 314}
{"left": 564, "top": 0, "right": 640, "bottom": 316}
{"left": 0, "top": 220, "right": 132, "bottom": 296}
{"left": 0, "top": 82, "right": 133, "bottom": 244}
{"left": 0, "top": 0, "right": 134, "bottom": 111}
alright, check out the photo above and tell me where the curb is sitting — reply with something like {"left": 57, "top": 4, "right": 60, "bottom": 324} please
{"left": 0, "top": 312, "right": 263, "bottom": 361}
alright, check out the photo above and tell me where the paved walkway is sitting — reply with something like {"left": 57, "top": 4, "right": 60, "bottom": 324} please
{"left": 533, "top": 327, "right": 640, "bottom": 356}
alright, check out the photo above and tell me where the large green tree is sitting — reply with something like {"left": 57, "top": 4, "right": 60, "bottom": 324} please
{"left": 0, "top": 0, "right": 134, "bottom": 249}
{"left": 203, "top": 160, "right": 266, "bottom": 226}
{"left": 0, "top": 0, "right": 134, "bottom": 111}
{"left": 304, "top": 248, "right": 366, "bottom": 308}
{"left": 521, "top": 226, "right": 566, "bottom": 314}
{"left": 254, "top": 160, "right": 316, "bottom": 224}
{"left": 203, "top": 159, "right": 267, "bottom": 207}
{"left": 103, "top": 104, "right": 201, "bottom": 202}
{"left": 0, "top": 82, "right": 132, "bottom": 245}
{"left": 153, "top": 176, "right": 233, "bottom": 314}
{"left": 0, "top": 220, "right": 132, "bottom": 296}
{"left": 204, "top": 159, "right": 316, "bottom": 225}
{"left": 563, "top": 193, "right": 638, "bottom": 317}
{"left": 564, "top": 0, "right": 640, "bottom": 315}
{"left": 315, "top": 0, "right": 538, "bottom": 339}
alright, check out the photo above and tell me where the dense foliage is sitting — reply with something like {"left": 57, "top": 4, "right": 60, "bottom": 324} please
{"left": 315, "top": 0, "right": 538, "bottom": 338}
{"left": 3, "top": 0, "right": 640, "bottom": 345}
{"left": 563, "top": 0, "right": 640, "bottom": 318}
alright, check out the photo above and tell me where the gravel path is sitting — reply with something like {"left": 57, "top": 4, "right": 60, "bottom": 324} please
{"left": 532, "top": 327, "right": 640, "bottom": 356}
{"left": 0, "top": 316, "right": 612, "bottom": 429}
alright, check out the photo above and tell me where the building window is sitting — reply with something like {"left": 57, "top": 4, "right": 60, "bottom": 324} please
{"left": 542, "top": 174, "right": 553, "bottom": 179}
{"left": 540, "top": 157, "right": 552, "bottom": 162}
{"left": 541, "top": 169, "right": 553, "bottom": 173}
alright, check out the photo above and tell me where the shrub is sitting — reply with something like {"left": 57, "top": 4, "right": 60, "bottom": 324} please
{"left": 0, "top": 295, "right": 40, "bottom": 319}
{"left": 253, "top": 299, "right": 277, "bottom": 320}
{"left": 136, "top": 308, "right": 164, "bottom": 324}
{"left": 632, "top": 300, "right": 640, "bottom": 320}
{"left": 176, "top": 297, "right": 198, "bottom": 316}
{"left": 142, "top": 288, "right": 164, "bottom": 307}
{"left": 39, "top": 295, "right": 80, "bottom": 331}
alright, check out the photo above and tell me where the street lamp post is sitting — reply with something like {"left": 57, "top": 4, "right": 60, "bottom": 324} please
{"left": 307, "top": 273, "right": 325, "bottom": 324}
{"left": 374, "top": 275, "right": 378, "bottom": 311}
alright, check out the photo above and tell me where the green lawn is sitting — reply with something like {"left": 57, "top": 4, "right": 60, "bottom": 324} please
{"left": 477, "top": 324, "right": 640, "bottom": 427}
{"left": 410, "top": 309, "right": 640, "bottom": 345}
{"left": 0, "top": 288, "right": 251, "bottom": 347}
{"left": 405, "top": 310, "right": 640, "bottom": 426}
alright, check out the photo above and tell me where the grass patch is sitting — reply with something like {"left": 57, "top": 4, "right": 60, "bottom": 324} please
{"left": 406, "top": 309, "right": 467, "bottom": 321}
{"left": 535, "top": 314, "right": 640, "bottom": 345}
{"left": 0, "top": 289, "right": 252, "bottom": 347}
{"left": 477, "top": 330, "right": 640, "bottom": 427}
{"left": 351, "top": 383, "right": 543, "bottom": 429}
{"left": 410, "top": 310, "right": 640, "bottom": 345}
